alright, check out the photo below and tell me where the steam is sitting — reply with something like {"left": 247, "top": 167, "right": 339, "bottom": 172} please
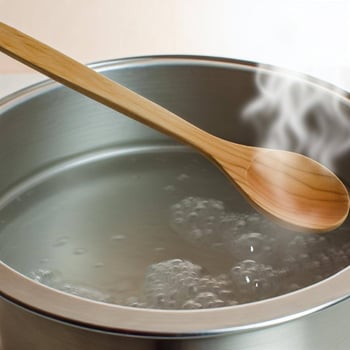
{"left": 242, "top": 65, "right": 350, "bottom": 171}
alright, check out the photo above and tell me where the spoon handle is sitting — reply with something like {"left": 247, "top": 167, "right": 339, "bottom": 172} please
{"left": 1, "top": 23, "right": 349, "bottom": 233}
{"left": 0, "top": 22, "right": 214, "bottom": 153}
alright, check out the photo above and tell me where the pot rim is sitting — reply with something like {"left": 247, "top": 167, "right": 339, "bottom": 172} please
{"left": 1, "top": 55, "right": 350, "bottom": 338}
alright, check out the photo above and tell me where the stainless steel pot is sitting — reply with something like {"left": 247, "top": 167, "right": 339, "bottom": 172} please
{"left": 1, "top": 56, "right": 350, "bottom": 349}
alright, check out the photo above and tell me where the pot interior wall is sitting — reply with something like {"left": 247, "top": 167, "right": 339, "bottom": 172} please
{"left": 0, "top": 58, "right": 350, "bottom": 310}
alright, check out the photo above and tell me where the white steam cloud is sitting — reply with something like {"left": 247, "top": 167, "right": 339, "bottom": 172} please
{"left": 242, "top": 65, "right": 350, "bottom": 172}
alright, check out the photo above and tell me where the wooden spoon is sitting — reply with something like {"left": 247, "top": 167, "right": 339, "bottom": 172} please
{"left": 0, "top": 22, "right": 349, "bottom": 233}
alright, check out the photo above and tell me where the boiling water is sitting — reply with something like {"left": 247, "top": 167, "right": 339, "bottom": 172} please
{"left": 0, "top": 147, "right": 349, "bottom": 309}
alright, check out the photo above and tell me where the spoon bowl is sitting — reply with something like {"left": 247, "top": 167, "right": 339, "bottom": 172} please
{"left": 0, "top": 22, "right": 348, "bottom": 232}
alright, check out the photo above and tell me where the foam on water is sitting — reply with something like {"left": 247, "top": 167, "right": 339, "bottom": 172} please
{"left": 27, "top": 194, "right": 350, "bottom": 310}
{"left": 170, "top": 196, "right": 226, "bottom": 246}
{"left": 31, "top": 268, "right": 61, "bottom": 286}
{"left": 58, "top": 283, "right": 112, "bottom": 303}
{"left": 125, "top": 259, "right": 237, "bottom": 309}
{"left": 31, "top": 268, "right": 112, "bottom": 303}
{"left": 230, "top": 260, "right": 280, "bottom": 302}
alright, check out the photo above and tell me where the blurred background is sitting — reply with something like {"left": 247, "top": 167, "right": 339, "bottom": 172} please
{"left": 1, "top": 0, "right": 350, "bottom": 96}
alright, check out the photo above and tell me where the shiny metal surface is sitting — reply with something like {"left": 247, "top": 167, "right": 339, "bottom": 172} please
{"left": 1, "top": 292, "right": 350, "bottom": 349}
{"left": 1, "top": 56, "right": 350, "bottom": 349}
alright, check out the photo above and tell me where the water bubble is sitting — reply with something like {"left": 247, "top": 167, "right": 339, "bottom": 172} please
{"left": 230, "top": 260, "right": 279, "bottom": 302}
{"left": 53, "top": 235, "right": 69, "bottom": 247}
{"left": 154, "top": 247, "right": 165, "bottom": 252}
{"left": 193, "top": 291, "right": 221, "bottom": 308}
{"left": 125, "top": 296, "right": 140, "bottom": 307}
{"left": 279, "top": 233, "right": 350, "bottom": 290}
{"left": 177, "top": 173, "right": 189, "bottom": 181}
{"left": 73, "top": 248, "right": 86, "bottom": 255}
{"left": 163, "top": 185, "right": 176, "bottom": 192}
{"left": 170, "top": 197, "right": 225, "bottom": 246}
{"left": 287, "top": 234, "right": 327, "bottom": 255}
{"left": 224, "top": 231, "right": 276, "bottom": 262}
{"left": 29, "top": 193, "right": 350, "bottom": 309}
{"left": 58, "top": 283, "right": 112, "bottom": 303}
{"left": 30, "top": 268, "right": 60, "bottom": 286}
{"left": 218, "top": 289, "right": 235, "bottom": 299}
{"left": 237, "top": 219, "right": 247, "bottom": 227}
{"left": 288, "top": 283, "right": 302, "bottom": 292}
{"left": 182, "top": 300, "right": 202, "bottom": 309}
{"left": 111, "top": 234, "right": 126, "bottom": 241}
{"left": 93, "top": 262, "right": 105, "bottom": 268}
{"left": 127, "top": 259, "right": 236, "bottom": 309}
